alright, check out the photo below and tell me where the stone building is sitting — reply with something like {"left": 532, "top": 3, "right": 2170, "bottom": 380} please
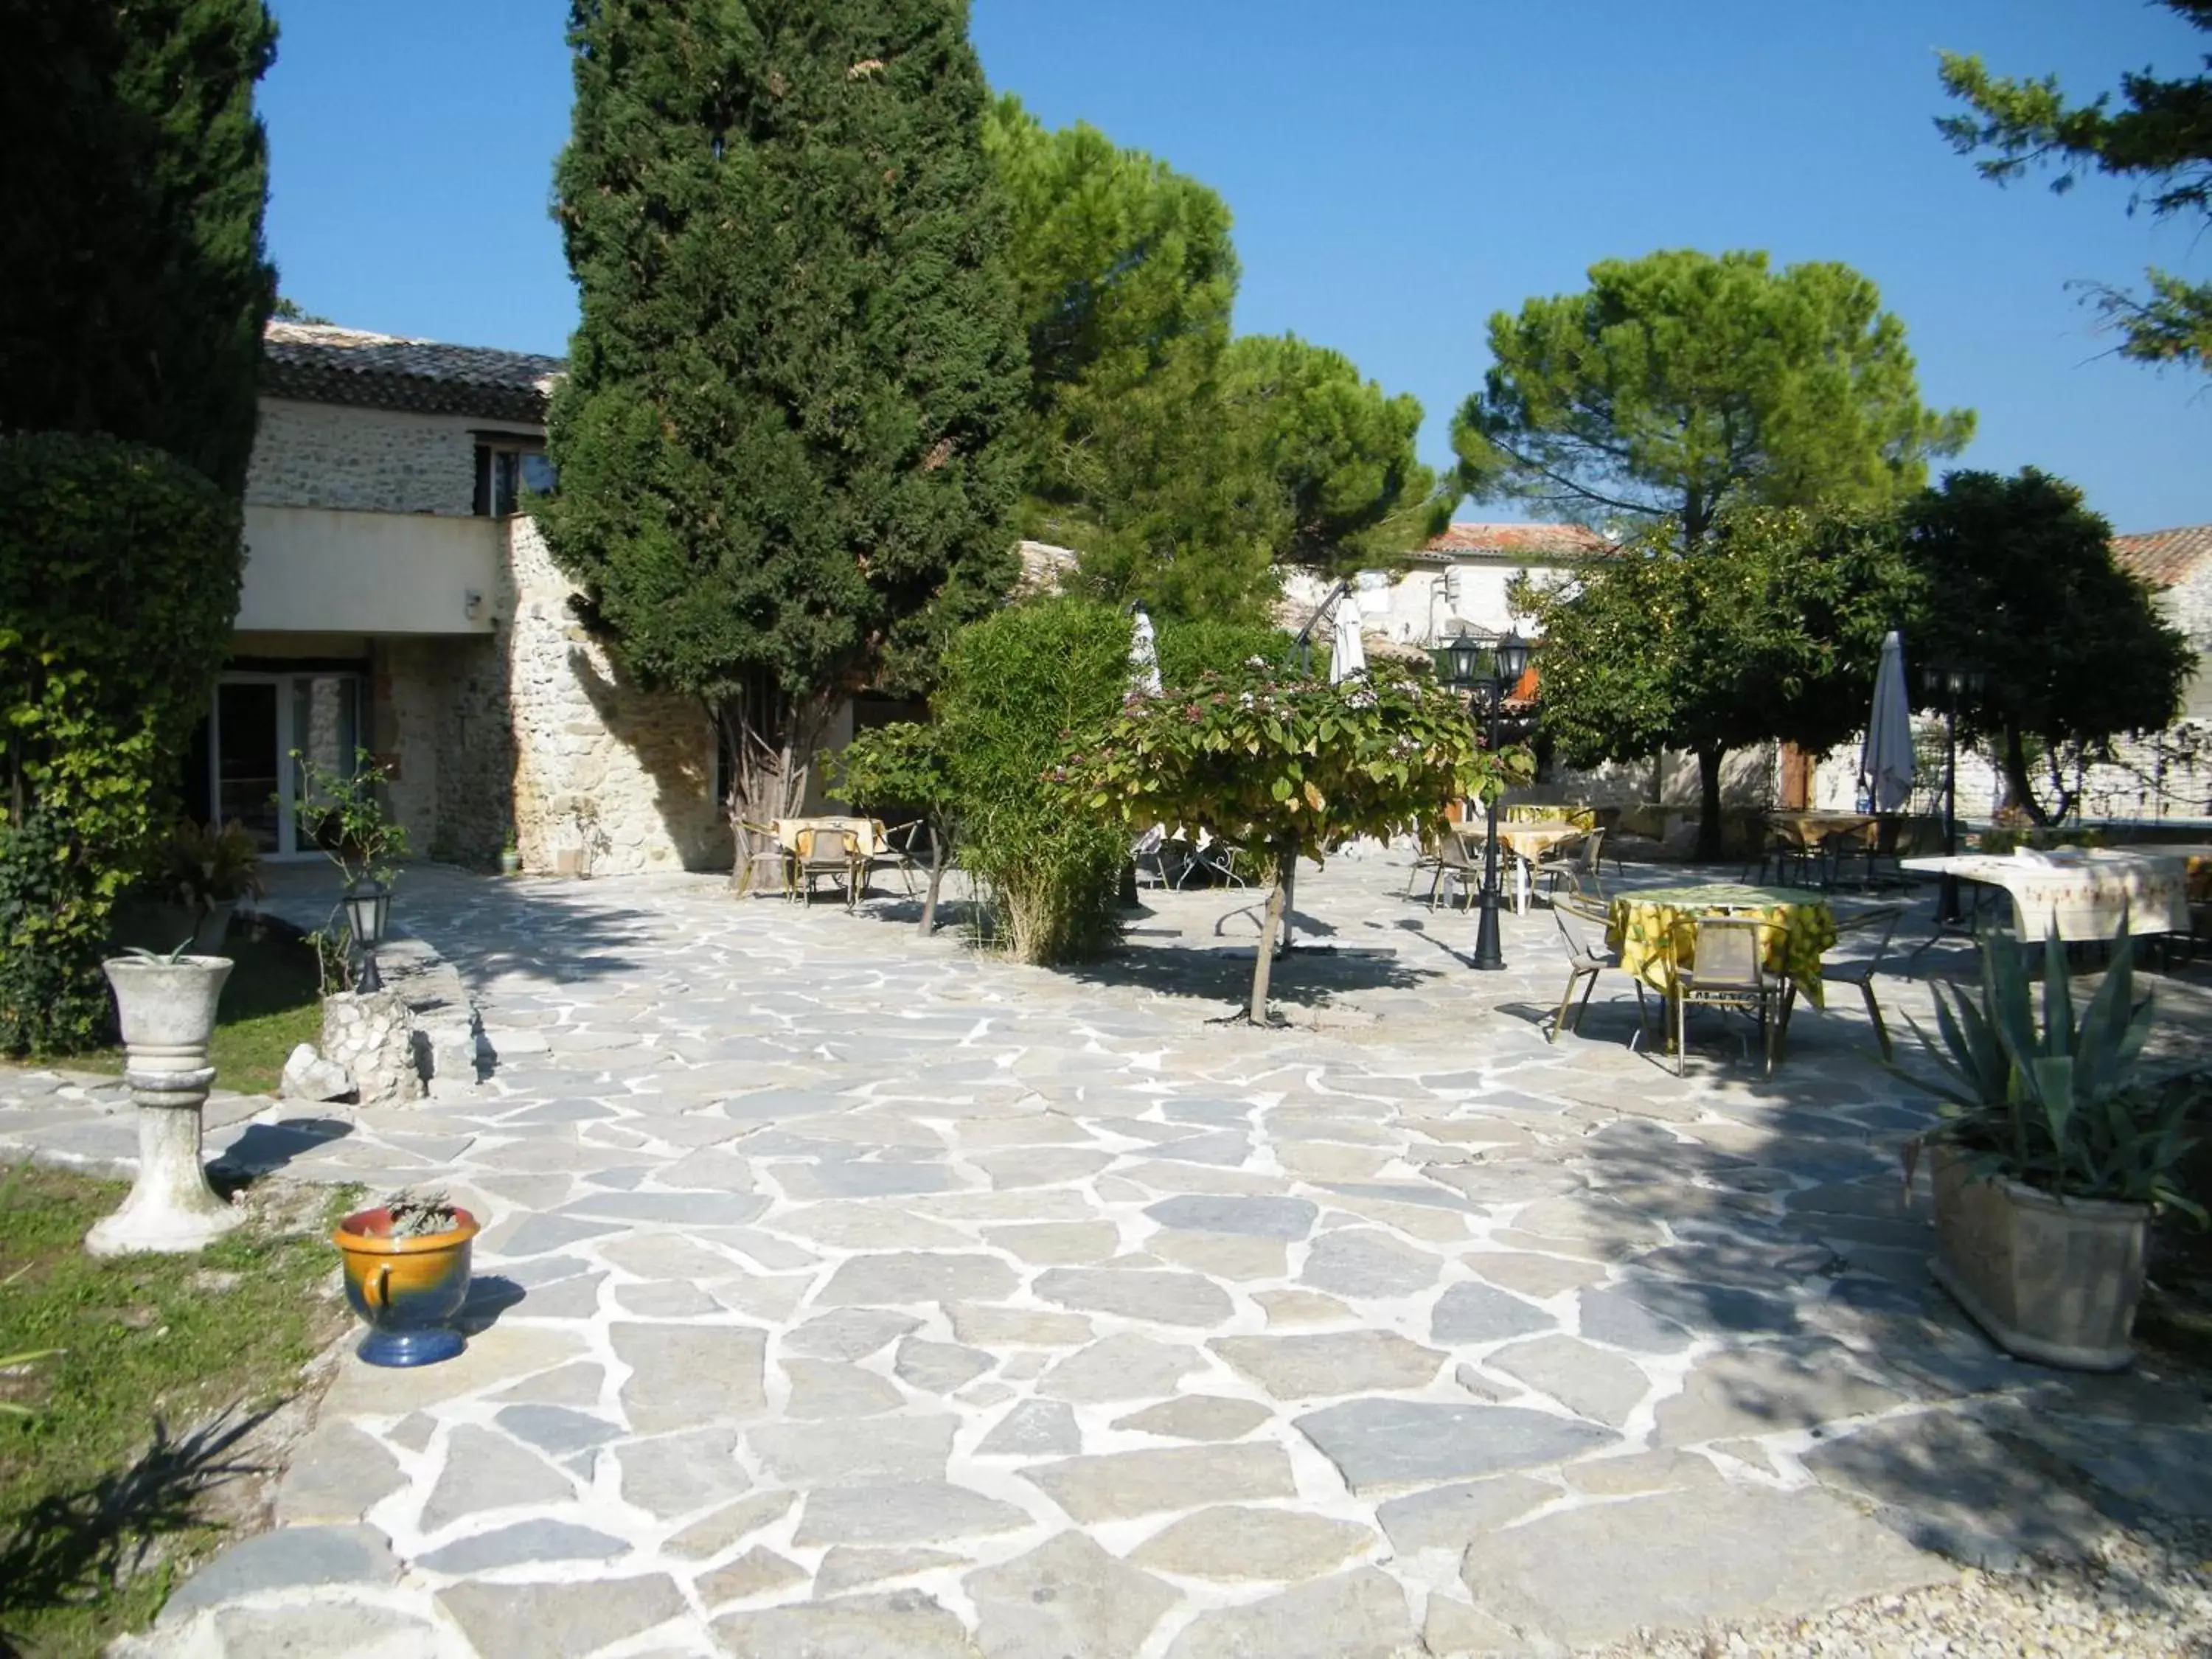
{"left": 189, "top": 321, "right": 733, "bottom": 877}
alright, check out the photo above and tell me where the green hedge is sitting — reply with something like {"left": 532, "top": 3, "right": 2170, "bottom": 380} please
{"left": 937, "top": 599, "right": 1131, "bottom": 964}
{"left": 0, "top": 434, "right": 243, "bottom": 1054}
{"left": 1155, "top": 618, "right": 1293, "bottom": 691}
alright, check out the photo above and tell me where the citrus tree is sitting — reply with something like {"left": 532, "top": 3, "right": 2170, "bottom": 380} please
{"left": 1068, "top": 658, "right": 1533, "bottom": 1022}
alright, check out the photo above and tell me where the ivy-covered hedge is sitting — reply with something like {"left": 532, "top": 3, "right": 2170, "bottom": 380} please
{"left": 936, "top": 599, "right": 1132, "bottom": 964}
{"left": 0, "top": 434, "right": 244, "bottom": 1054}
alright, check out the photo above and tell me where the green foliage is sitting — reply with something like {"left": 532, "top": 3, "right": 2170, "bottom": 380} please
{"left": 935, "top": 600, "right": 1133, "bottom": 964}
{"left": 291, "top": 749, "right": 408, "bottom": 888}
{"left": 543, "top": 0, "right": 1028, "bottom": 824}
{"left": 1517, "top": 506, "right": 1921, "bottom": 857}
{"left": 1938, "top": 4, "right": 2212, "bottom": 372}
{"left": 146, "top": 820, "right": 265, "bottom": 911}
{"left": 1904, "top": 469, "right": 2191, "bottom": 823}
{"left": 1906, "top": 922, "right": 2205, "bottom": 1220}
{"left": 0, "top": 434, "right": 244, "bottom": 1056}
{"left": 384, "top": 1188, "right": 462, "bottom": 1239}
{"left": 823, "top": 720, "right": 959, "bottom": 933}
{"left": 1453, "top": 249, "right": 1973, "bottom": 544}
{"left": 0, "top": 0, "right": 279, "bottom": 494}
{"left": 1155, "top": 619, "right": 1295, "bottom": 690}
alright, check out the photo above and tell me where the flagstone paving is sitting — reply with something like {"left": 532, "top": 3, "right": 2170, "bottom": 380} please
{"left": 9, "top": 849, "right": 2211, "bottom": 1657}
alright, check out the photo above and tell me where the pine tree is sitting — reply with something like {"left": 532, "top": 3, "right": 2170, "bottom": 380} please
{"left": 543, "top": 0, "right": 1027, "bottom": 844}
{"left": 0, "top": 0, "right": 279, "bottom": 494}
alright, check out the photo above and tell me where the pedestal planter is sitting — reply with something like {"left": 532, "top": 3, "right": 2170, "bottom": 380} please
{"left": 498, "top": 849, "right": 523, "bottom": 877}
{"left": 87, "top": 956, "right": 243, "bottom": 1256}
{"left": 333, "top": 1204, "right": 479, "bottom": 1367}
{"left": 1930, "top": 1148, "right": 2149, "bottom": 1371}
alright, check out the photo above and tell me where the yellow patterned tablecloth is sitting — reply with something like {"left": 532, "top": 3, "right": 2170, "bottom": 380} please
{"left": 1608, "top": 884, "right": 1838, "bottom": 1007}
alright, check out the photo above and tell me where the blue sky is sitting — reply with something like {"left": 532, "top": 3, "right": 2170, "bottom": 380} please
{"left": 260, "top": 0, "right": 2211, "bottom": 532}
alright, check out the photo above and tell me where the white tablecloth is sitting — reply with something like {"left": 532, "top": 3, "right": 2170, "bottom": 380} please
{"left": 1900, "top": 849, "right": 2190, "bottom": 940}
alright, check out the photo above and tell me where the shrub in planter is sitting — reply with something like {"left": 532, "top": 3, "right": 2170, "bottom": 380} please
{"left": 1905, "top": 920, "right": 2205, "bottom": 1368}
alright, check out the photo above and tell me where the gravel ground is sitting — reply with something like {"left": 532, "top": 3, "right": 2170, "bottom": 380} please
{"left": 1588, "top": 1517, "right": 2212, "bottom": 1658}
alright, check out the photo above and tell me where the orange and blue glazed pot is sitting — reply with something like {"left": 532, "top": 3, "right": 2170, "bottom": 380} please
{"left": 333, "top": 1205, "right": 480, "bottom": 1368}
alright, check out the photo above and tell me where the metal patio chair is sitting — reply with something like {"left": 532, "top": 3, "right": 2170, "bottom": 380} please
{"left": 1674, "top": 914, "right": 1786, "bottom": 1078}
{"left": 1780, "top": 904, "right": 1903, "bottom": 1060}
{"left": 1549, "top": 897, "right": 1646, "bottom": 1045}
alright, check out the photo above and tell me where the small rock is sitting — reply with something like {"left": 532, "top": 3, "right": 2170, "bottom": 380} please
{"left": 279, "top": 1043, "right": 353, "bottom": 1102}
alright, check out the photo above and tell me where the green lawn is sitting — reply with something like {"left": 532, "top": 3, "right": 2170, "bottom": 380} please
{"left": 0, "top": 1165, "right": 352, "bottom": 1657}
{"left": 66, "top": 920, "right": 324, "bottom": 1098}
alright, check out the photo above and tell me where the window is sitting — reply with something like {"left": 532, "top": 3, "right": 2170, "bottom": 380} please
{"left": 473, "top": 439, "right": 555, "bottom": 517}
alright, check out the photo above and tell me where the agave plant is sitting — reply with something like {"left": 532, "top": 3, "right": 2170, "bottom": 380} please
{"left": 1902, "top": 918, "right": 2204, "bottom": 1221}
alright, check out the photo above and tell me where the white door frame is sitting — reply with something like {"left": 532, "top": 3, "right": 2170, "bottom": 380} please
{"left": 209, "top": 671, "right": 364, "bottom": 860}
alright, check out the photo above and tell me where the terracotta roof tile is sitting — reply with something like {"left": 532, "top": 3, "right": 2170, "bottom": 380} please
{"left": 1423, "top": 521, "right": 1608, "bottom": 557}
{"left": 2112, "top": 524, "right": 2212, "bottom": 589}
{"left": 261, "top": 321, "right": 562, "bottom": 424}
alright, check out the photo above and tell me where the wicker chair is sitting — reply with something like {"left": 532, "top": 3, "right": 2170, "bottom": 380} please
{"left": 1674, "top": 915, "right": 1786, "bottom": 1078}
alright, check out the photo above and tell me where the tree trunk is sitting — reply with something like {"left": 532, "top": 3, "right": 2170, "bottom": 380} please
{"left": 1277, "top": 851, "right": 1296, "bottom": 956}
{"left": 717, "top": 676, "right": 831, "bottom": 893}
{"left": 1694, "top": 744, "right": 1726, "bottom": 863}
{"left": 2002, "top": 728, "right": 2051, "bottom": 826}
{"left": 1246, "top": 836, "right": 1298, "bottom": 1023}
{"left": 919, "top": 821, "right": 947, "bottom": 935}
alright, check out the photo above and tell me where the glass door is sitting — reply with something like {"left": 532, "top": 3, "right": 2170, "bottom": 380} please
{"left": 209, "top": 673, "right": 364, "bottom": 856}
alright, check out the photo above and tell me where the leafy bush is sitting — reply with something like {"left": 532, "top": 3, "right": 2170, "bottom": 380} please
{"left": 824, "top": 723, "right": 957, "bottom": 933}
{"left": 936, "top": 599, "right": 1132, "bottom": 964}
{"left": 146, "top": 819, "right": 265, "bottom": 911}
{"left": 0, "top": 434, "right": 243, "bottom": 1055}
{"left": 292, "top": 748, "right": 409, "bottom": 888}
{"left": 1155, "top": 617, "right": 1293, "bottom": 690}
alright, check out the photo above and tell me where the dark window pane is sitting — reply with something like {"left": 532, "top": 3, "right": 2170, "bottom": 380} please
{"left": 493, "top": 451, "right": 520, "bottom": 516}
{"left": 472, "top": 445, "right": 493, "bottom": 515}
{"left": 519, "top": 451, "right": 557, "bottom": 497}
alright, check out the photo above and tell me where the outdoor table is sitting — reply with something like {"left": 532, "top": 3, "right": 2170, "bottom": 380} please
{"left": 1765, "top": 810, "right": 1877, "bottom": 852}
{"left": 1458, "top": 818, "right": 1583, "bottom": 913}
{"left": 1607, "top": 883, "right": 1838, "bottom": 1006}
{"left": 1900, "top": 849, "right": 2190, "bottom": 941}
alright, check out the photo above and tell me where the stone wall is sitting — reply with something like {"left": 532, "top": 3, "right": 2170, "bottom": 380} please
{"left": 247, "top": 400, "right": 502, "bottom": 516}
{"left": 371, "top": 636, "right": 515, "bottom": 866}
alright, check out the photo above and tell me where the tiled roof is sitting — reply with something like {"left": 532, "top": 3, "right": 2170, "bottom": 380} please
{"left": 2112, "top": 524, "right": 2212, "bottom": 589}
{"left": 261, "top": 322, "right": 563, "bottom": 424}
{"left": 1422, "top": 521, "right": 1610, "bottom": 558}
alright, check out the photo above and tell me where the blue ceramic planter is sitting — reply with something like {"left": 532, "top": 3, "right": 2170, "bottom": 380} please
{"left": 333, "top": 1205, "right": 479, "bottom": 1368}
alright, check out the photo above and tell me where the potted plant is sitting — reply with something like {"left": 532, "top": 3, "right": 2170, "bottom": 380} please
{"left": 153, "top": 818, "right": 265, "bottom": 952}
{"left": 332, "top": 1188, "right": 479, "bottom": 1368}
{"left": 293, "top": 748, "right": 408, "bottom": 984}
{"left": 498, "top": 836, "right": 523, "bottom": 877}
{"left": 1903, "top": 919, "right": 2205, "bottom": 1370}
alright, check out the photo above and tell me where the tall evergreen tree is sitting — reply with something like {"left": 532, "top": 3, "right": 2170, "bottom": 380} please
{"left": 0, "top": 0, "right": 279, "bottom": 494}
{"left": 543, "top": 0, "right": 1028, "bottom": 841}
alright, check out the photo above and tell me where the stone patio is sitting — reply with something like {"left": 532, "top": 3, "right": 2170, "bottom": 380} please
{"left": 7, "top": 847, "right": 2210, "bottom": 1658}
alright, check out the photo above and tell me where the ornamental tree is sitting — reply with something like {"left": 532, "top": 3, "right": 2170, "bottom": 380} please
{"left": 543, "top": 0, "right": 1029, "bottom": 850}
{"left": 1453, "top": 250, "right": 1973, "bottom": 546}
{"left": 821, "top": 722, "right": 954, "bottom": 936}
{"left": 1069, "top": 659, "right": 1532, "bottom": 1023}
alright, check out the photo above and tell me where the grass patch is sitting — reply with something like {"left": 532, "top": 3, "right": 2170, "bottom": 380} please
{"left": 66, "top": 919, "right": 322, "bottom": 1097}
{"left": 0, "top": 1164, "right": 352, "bottom": 1657}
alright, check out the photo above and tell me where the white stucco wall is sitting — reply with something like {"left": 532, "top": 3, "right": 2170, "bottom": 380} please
{"left": 239, "top": 506, "right": 501, "bottom": 636}
{"left": 1281, "top": 556, "right": 1581, "bottom": 651}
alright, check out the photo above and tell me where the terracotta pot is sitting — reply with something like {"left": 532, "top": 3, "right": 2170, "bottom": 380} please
{"left": 1930, "top": 1147, "right": 2148, "bottom": 1371}
{"left": 333, "top": 1204, "right": 480, "bottom": 1368}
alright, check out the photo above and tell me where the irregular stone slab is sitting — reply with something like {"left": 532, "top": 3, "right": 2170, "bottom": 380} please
{"left": 948, "top": 1304, "right": 1095, "bottom": 1346}
{"left": 161, "top": 1524, "right": 398, "bottom": 1620}
{"left": 970, "top": 1147, "right": 1115, "bottom": 1188}
{"left": 417, "top": 1518, "right": 627, "bottom": 1573}
{"left": 1653, "top": 1345, "right": 1907, "bottom": 1446}
{"left": 324, "top": 1324, "right": 589, "bottom": 1419}
{"left": 168, "top": 1604, "right": 450, "bottom": 1657}
{"left": 895, "top": 1338, "right": 995, "bottom": 1394}
{"left": 613, "top": 1279, "right": 718, "bottom": 1318}
{"left": 2021, "top": 1419, "right": 2212, "bottom": 1520}
{"left": 794, "top": 1481, "right": 1032, "bottom": 1546}
{"left": 752, "top": 1413, "right": 957, "bottom": 1487}
{"left": 779, "top": 1159, "right": 959, "bottom": 1200}
{"left": 1113, "top": 1395, "right": 1273, "bottom": 1441}
{"left": 611, "top": 1323, "right": 767, "bottom": 1430}
{"left": 1469, "top": 1251, "right": 1610, "bottom": 1300}
{"left": 1022, "top": 1443, "right": 1296, "bottom": 1522}
{"left": 615, "top": 1425, "right": 750, "bottom": 1517}
{"left": 1458, "top": 1485, "right": 1950, "bottom": 1649}
{"left": 1612, "top": 1276, "right": 1802, "bottom": 1339}
{"left": 1422, "top": 1595, "right": 1527, "bottom": 1658}
{"left": 1164, "top": 1568, "right": 1419, "bottom": 1659}
{"left": 493, "top": 1402, "right": 622, "bottom": 1456}
{"left": 1038, "top": 1333, "right": 1203, "bottom": 1402}
{"left": 439, "top": 1576, "right": 689, "bottom": 1659}
{"left": 1295, "top": 1399, "right": 1616, "bottom": 1495}
{"left": 420, "top": 1425, "right": 574, "bottom": 1531}
{"left": 982, "top": 1222, "right": 1121, "bottom": 1265}
{"left": 1144, "top": 1129, "right": 1251, "bottom": 1166}
{"left": 967, "top": 1530, "right": 1180, "bottom": 1659}
{"left": 1211, "top": 1332, "right": 1444, "bottom": 1399}
{"left": 1802, "top": 1411, "right": 2110, "bottom": 1569}
{"left": 712, "top": 1590, "right": 981, "bottom": 1659}
{"left": 488, "top": 1214, "right": 624, "bottom": 1257}
{"left": 818, "top": 1253, "right": 1019, "bottom": 1307}
{"left": 819, "top": 1545, "right": 970, "bottom": 1597}
{"left": 785, "top": 1307, "right": 926, "bottom": 1360}
{"left": 1565, "top": 1448, "right": 1722, "bottom": 1497}
{"left": 1033, "top": 1267, "right": 1234, "bottom": 1327}
{"left": 1374, "top": 1474, "right": 1554, "bottom": 1552}
{"left": 1576, "top": 1286, "right": 1694, "bottom": 1353}
{"left": 1511, "top": 1194, "right": 1665, "bottom": 1252}
{"left": 1430, "top": 1281, "right": 1556, "bottom": 1346}
{"left": 1147, "top": 1231, "right": 1289, "bottom": 1281}
{"left": 1255, "top": 1288, "right": 1353, "bottom": 1326}
{"left": 1489, "top": 1336, "right": 1651, "bottom": 1427}
{"left": 978, "top": 1399, "right": 1081, "bottom": 1456}
{"left": 786, "top": 1359, "right": 905, "bottom": 1418}
{"left": 664, "top": 1490, "right": 797, "bottom": 1559}
{"left": 1146, "top": 1194, "right": 1318, "bottom": 1239}
{"left": 697, "top": 1545, "right": 809, "bottom": 1604}
{"left": 596, "top": 1234, "right": 740, "bottom": 1281}
{"left": 557, "top": 1189, "right": 769, "bottom": 1225}
{"left": 1131, "top": 1505, "right": 1374, "bottom": 1580}
{"left": 1299, "top": 1230, "right": 1439, "bottom": 1298}
{"left": 271, "top": 1422, "right": 406, "bottom": 1525}
{"left": 489, "top": 1359, "right": 606, "bottom": 1408}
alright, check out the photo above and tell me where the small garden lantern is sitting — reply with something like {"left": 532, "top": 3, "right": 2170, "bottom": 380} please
{"left": 1921, "top": 660, "right": 1988, "bottom": 924}
{"left": 1444, "top": 628, "right": 1533, "bottom": 972}
{"left": 344, "top": 878, "right": 392, "bottom": 993}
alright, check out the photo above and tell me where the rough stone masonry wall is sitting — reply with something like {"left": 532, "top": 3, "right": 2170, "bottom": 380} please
{"left": 504, "top": 517, "right": 730, "bottom": 875}
{"left": 246, "top": 400, "right": 487, "bottom": 515}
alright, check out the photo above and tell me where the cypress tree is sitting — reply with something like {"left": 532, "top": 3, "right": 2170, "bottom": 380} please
{"left": 0, "top": 0, "right": 279, "bottom": 494}
{"left": 543, "top": 0, "right": 1027, "bottom": 842}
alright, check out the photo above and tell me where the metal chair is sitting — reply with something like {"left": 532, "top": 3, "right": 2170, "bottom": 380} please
{"left": 791, "top": 827, "right": 863, "bottom": 910}
{"left": 1427, "top": 833, "right": 1481, "bottom": 911}
{"left": 735, "top": 820, "right": 789, "bottom": 897}
{"left": 1674, "top": 915, "right": 1785, "bottom": 1078}
{"left": 870, "top": 818, "right": 931, "bottom": 898}
{"left": 1549, "top": 897, "right": 1646, "bottom": 1045}
{"left": 1537, "top": 827, "right": 1608, "bottom": 905}
{"left": 1132, "top": 826, "right": 1175, "bottom": 890}
{"left": 1780, "top": 905, "right": 1903, "bottom": 1060}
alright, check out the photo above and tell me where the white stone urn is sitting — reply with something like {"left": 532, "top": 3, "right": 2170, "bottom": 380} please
{"left": 1930, "top": 1147, "right": 2149, "bottom": 1371}
{"left": 87, "top": 954, "right": 243, "bottom": 1256}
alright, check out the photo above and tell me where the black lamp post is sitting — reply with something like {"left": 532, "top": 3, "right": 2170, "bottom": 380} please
{"left": 343, "top": 878, "right": 392, "bottom": 993}
{"left": 1922, "top": 661, "right": 1986, "bottom": 925}
{"left": 1444, "top": 627, "right": 1531, "bottom": 971}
